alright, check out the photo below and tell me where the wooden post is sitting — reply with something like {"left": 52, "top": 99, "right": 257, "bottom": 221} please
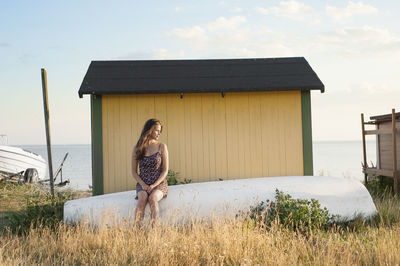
{"left": 361, "top": 113, "right": 368, "bottom": 184}
{"left": 392, "top": 109, "right": 398, "bottom": 194}
{"left": 41, "top": 69, "right": 55, "bottom": 201}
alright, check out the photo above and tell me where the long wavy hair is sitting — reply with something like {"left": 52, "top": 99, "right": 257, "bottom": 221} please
{"left": 135, "top": 118, "right": 163, "bottom": 160}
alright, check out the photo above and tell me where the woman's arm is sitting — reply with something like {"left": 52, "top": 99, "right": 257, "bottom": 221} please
{"left": 132, "top": 147, "right": 149, "bottom": 190}
{"left": 150, "top": 143, "right": 169, "bottom": 189}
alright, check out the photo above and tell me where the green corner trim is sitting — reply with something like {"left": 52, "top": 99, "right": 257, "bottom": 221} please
{"left": 301, "top": 91, "right": 313, "bottom": 175}
{"left": 91, "top": 95, "right": 104, "bottom": 195}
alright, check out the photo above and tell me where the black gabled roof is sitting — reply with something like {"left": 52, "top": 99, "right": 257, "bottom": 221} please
{"left": 78, "top": 57, "right": 324, "bottom": 98}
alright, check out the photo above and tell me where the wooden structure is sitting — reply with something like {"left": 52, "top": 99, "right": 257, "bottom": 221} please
{"left": 78, "top": 57, "right": 325, "bottom": 195}
{"left": 361, "top": 109, "right": 400, "bottom": 193}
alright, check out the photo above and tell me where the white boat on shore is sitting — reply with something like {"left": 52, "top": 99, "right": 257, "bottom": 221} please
{"left": 0, "top": 145, "right": 47, "bottom": 182}
{"left": 64, "top": 176, "right": 377, "bottom": 226}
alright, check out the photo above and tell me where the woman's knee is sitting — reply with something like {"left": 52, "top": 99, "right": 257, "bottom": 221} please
{"left": 149, "top": 191, "right": 163, "bottom": 205}
{"left": 138, "top": 197, "right": 147, "bottom": 206}
{"left": 148, "top": 196, "right": 157, "bottom": 207}
{"left": 137, "top": 192, "right": 148, "bottom": 207}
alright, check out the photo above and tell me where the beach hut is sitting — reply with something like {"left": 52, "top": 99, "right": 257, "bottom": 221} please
{"left": 361, "top": 109, "right": 400, "bottom": 193}
{"left": 78, "top": 57, "right": 324, "bottom": 195}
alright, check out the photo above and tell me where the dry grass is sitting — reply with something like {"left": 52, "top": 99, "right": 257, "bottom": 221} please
{"left": 0, "top": 182, "right": 90, "bottom": 213}
{"left": 0, "top": 182, "right": 90, "bottom": 229}
{"left": 0, "top": 182, "right": 38, "bottom": 212}
{"left": 0, "top": 183, "right": 47, "bottom": 228}
{"left": 1, "top": 217, "right": 400, "bottom": 265}
{"left": 1, "top": 182, "right": 400, "bottom": 265}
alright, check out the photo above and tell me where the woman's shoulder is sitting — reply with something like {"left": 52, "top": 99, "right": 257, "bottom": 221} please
{"left": 158, "top": 142, "right": 168, "bottom": 151}
{"left": 158, "top": 141, "right": 167, "bottom": 148}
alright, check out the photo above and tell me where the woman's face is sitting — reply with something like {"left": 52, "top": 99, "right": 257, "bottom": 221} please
{"left": 150, "top": 124, "right": 162, "bottom": 140}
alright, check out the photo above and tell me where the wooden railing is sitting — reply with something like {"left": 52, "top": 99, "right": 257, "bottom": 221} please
{"left": 361, "top": 109, "right": 399, "bottom": 194}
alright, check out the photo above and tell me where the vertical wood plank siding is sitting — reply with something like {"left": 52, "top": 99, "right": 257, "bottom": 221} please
{"left": 101, "top": 91, "right": 304, "bottom": 194}
{"left": 378, "top": 121, "right": 400, "bottom": 170}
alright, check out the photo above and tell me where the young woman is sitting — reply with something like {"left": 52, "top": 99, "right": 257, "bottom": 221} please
{"left": 132, "top": 119, "right": 169, "bottom": 227}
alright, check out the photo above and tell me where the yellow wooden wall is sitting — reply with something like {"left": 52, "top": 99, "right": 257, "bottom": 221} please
{"left": 102, "top": 91, "right": 304, "bottom": 194}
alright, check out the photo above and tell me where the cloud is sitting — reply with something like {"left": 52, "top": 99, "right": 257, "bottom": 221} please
{"left": 347, "top": 82, "right": 395, "bottom": 94}
{"left": 115, "top": 49, "right": 185, "bottom": 60}
{"left": 218, "top": 1, "right": 242, "bottom": 13}
{"left": 0, "top": 42, "right": 10, "bottom": 48}
{"left": 167, "top": 16, "right": 247, "bottom": 51}
{"left": 114, "top": 51, "right": 154, "bottom": 60}
{"left": 230, "top": 7, "right": 243, "bottom": 13}
{"left": 166, "top": 15, "right": 400, "bottom": 62}
{"left": 152, "top": 48, "right": 185, "bottom": 60}
{"left": 174, "top": 7, "right": 182, "bottom": 12}
{"left": 169, "top": 25, "right": 210, "bottom": 50}
{"left": 326, "top": 1, "right": 378, "bottom": 22}
{"left": 166, "top": 16, "right": 296, "bottom": 58}
{"left": 206, "top": 16, "right": 246, "bottom": 31}
{"left": 256, "top": 1, "right": 320, "bottom": 24}
{"left": 315, "top": 26, "right": 400, "bottom": 58}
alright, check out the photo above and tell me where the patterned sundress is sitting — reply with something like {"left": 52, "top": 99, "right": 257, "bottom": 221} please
{"left": 135, "top": 145, "right": 168, "bottom": 199}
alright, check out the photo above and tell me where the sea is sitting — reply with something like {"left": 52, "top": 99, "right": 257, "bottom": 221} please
{"left": 17, "top": 141, "right": 377, "bottom": 190}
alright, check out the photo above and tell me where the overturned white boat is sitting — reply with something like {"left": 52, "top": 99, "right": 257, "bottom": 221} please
{"left": 64, "top": 176, "right": 377, "bottom": 226}
{"left": 0, "top": 145, "right": 47, "bottom": 182}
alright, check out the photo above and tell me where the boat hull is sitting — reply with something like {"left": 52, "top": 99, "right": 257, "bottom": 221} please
{"left": 0, "top": 146, "right": 47, "bottom": 180}
{"left": 64, "top": 176, "right": 377, "bottom": 226}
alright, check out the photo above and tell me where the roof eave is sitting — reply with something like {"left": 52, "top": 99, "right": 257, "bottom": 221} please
{"left": 78, "top": 86, "right": 324, "bottom": 97}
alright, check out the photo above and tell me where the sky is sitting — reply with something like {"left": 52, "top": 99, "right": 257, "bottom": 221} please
{"left": 0, "top": 0, "right": 399, "bottom": 145}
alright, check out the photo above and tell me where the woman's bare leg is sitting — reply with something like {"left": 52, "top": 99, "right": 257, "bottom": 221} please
{"left": 135, "top": 191, "right": 148, "bottom": 228}
{"left": 148, "top": 190, "right": 164, "bottom": 224}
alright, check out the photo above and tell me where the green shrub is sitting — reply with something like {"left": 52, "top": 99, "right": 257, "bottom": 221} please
{"left": 5, "top": 189, "right": 73, "bottom": 234}
{"left": 247, "top": 189, "right": 339, "bottom": 231}
{"left": 167, "top": 170, "right": 191, "bottom": 186}
{"left": 365, "top": 176, "right": 394, "bottom": 197}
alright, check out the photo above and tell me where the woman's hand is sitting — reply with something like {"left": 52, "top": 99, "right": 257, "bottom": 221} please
{"left": 142, "top": 183, "right": 151, "bottom": 193}
{"left": 148, "top": 184, "right": 156, "bottom": 193}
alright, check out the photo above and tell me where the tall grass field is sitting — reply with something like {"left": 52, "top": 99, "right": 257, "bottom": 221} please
{"left": 1, "top": 180, "right": 400, "bottom": 265}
